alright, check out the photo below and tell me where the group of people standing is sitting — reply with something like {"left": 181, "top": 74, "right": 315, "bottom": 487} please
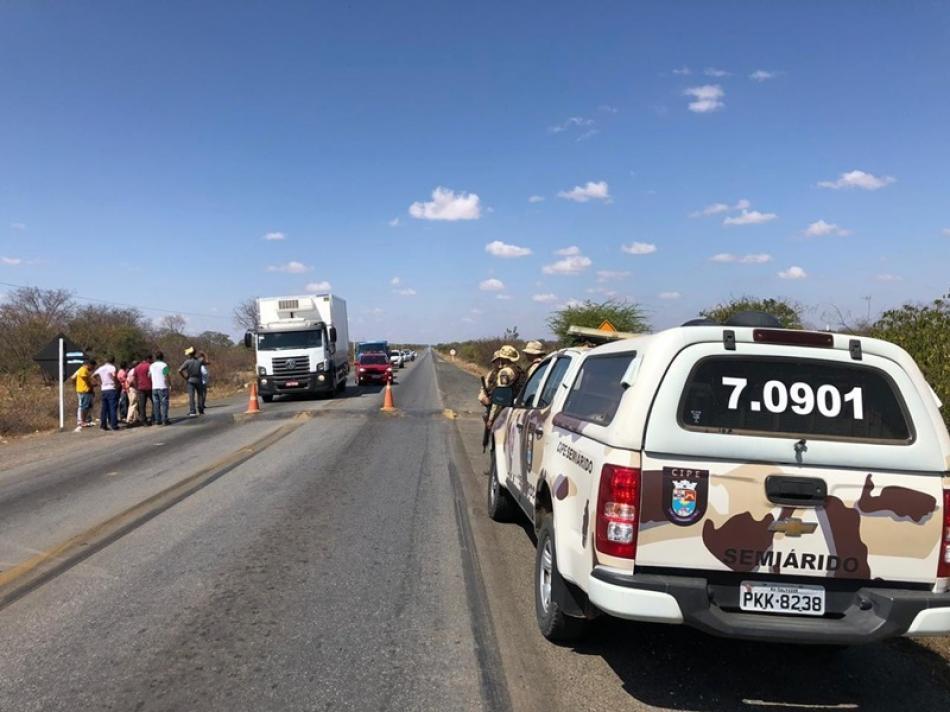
{"left": 70, "top": 347, "right": 210, "bottom": 432}
{"left": 477, "top": 340, "right": 547, "bottom": 448}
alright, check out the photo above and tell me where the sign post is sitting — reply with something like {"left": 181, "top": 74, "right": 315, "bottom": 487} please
{"left": 34, "top": 334, "right": 86, "bottom": 432}
{"left": 58, "top": 337, "right": 64, "bottom": 430}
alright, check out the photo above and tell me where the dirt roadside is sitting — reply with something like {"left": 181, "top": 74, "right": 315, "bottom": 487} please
{"left": 434, "top": 353, "right": 950, "bottom": 711}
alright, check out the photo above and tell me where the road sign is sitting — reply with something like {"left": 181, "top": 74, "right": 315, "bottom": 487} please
{"left": 34, "top": 334, "right": 86, "bottom": 381}
{"left": 598, "top": 320, "right": 617, "bottom": 333}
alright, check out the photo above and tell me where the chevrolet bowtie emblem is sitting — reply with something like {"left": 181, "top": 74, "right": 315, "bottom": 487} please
{"left": 769, "top": 517, "right": 818, "bottom": 537}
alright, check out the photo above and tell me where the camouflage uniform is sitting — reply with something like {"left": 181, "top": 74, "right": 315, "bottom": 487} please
{"left": 523, "top": 340, "right": 547, "bottom": 381}
{"left": 478, "top": 345, "right": 523, "bottom": 425}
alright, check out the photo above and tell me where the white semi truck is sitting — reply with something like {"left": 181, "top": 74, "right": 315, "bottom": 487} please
{"left": 244, "top": 294, "right": 349, "bottom": 401}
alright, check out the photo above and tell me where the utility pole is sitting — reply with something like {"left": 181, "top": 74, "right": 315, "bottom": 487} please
{"left": 862, "top": 296, "right": 872, "bottom": 323}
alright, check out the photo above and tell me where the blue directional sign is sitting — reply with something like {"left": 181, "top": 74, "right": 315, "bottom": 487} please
{"left": 33, "top": 334, "right": 87, "bottom": 381}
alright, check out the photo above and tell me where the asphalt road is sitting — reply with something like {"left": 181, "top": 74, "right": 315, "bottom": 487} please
{"left": 0, "top": 351, "right": 947, "bottom": 711}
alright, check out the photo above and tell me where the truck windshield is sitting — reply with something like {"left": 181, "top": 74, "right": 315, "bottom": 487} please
{"left": 257, "top": 330, "right": 323, "bottom": 351}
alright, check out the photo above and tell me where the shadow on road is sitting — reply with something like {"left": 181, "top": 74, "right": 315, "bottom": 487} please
{"left": 563, "top": 611, "right": 949, "bottom": 711}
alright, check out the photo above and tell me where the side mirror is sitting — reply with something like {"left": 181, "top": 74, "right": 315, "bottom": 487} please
{"left": 243, "top": 332, "right": 253, "bottom": 349}
{"left": 491, "top": 386, "right": 514, "bottom": 408}
{"left": 329, "top": 326, "right": 338, "bottom": 344}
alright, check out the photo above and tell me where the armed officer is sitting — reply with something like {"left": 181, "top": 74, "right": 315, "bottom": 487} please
{"left": 478, "top": 344, "right": 524, "bottom": 450}
{"left": 523, "top": 340, "right": 546, "bottom": 380}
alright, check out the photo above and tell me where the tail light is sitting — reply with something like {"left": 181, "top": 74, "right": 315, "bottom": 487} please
{"left": 596, "top": 465, "right": 641, "bottom": 559}
{"left": 939, "top": 489, "right": 950, "bottom": 578}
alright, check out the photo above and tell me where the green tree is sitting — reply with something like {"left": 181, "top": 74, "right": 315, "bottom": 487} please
{"left": 546, "top": 299, "right": 649, "bottom": 345}
{"left": 871, "top": 293, "right": 950, "bottom": 428}
{"left": 700, "top": 296, "right": 804, "bottom": 329}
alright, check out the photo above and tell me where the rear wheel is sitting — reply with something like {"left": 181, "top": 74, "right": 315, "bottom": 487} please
{"left": 486, "top": 453, "right": 517, "bottom": 522}
{"left": 535, "top": 513, "right": 587, "bottom": 643}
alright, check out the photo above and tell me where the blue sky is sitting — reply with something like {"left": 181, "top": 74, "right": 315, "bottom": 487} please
{"left": 2, "top": 2, "right": 949, "bottom": 344}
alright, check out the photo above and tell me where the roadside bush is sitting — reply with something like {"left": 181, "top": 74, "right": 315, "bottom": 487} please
{"left": 871, "top": 294, "right": 950, "bottom": 429}
{"left": 699, "top": 296, "right": 804, "bottom": 329}
{"left": 547, "top": 299, "right": 649, "bottom": 345}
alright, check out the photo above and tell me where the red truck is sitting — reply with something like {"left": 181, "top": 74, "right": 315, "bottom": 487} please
{"left": 354, "top": 352, "right": 393, "bottom": 386}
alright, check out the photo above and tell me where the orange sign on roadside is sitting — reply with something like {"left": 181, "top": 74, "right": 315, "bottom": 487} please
{"left": 598, "top": 320, "right": 617, "bottom": 333}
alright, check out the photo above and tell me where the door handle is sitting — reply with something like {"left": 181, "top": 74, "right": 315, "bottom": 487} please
{"left": 765, "top": 475, "right": 827, "bottom": 506}
{"left": 515, "top": 423, "right": 524, "bottom": 430}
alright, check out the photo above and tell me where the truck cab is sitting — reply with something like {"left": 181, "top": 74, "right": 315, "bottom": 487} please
{"left": 246, "top": 294, "right": 349, "bottom": 402}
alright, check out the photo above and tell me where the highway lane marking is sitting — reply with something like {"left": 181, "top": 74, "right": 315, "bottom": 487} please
{"left": 0, "top": 411, "right": 313, "bottom": 610}
{"left": 743, "top": 702, "right": 859, "bottom": 710}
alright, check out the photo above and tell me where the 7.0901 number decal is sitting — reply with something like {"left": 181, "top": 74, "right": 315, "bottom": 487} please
{"left": 722, "top": 377, "right": 863, "bottom": 419}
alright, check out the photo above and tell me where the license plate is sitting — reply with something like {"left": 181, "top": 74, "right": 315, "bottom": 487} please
{"left": 739, "top": 581, "right": 825, "bottom": 616}
{"left": 285, "top": 380, "right": 299, "bottom": 387}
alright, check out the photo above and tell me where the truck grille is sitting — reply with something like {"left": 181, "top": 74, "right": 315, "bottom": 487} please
{"left": 272, "top": 356, "right": 310, "bottom": 379}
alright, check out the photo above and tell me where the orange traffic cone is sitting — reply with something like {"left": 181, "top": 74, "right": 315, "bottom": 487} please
{"left": 246, "top": 381, "right": 262, "bottom": 414}
{"left": 381, "top": 379, "right": 395, "bottom": 412}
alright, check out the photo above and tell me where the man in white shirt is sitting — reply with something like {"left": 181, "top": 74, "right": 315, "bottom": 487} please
{"left": 149, "top": 351, "right": 172, "bottom": 426}
{"left": 93, "top": 356, "right": 119, "bottom": 431}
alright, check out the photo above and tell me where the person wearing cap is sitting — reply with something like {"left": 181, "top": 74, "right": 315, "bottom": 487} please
{"left": 178, "top": 346, "right": 204, "bottom": 417}
{"left": 523, "top": 340, "right": 547, "bottom": 380}
{"left": 478, "top": 345, "right": 524, "bottom": 449}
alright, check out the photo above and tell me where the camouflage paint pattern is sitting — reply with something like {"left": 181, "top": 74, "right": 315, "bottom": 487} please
{"left": 636, "top": 461, "right": 943, "bottom": 585}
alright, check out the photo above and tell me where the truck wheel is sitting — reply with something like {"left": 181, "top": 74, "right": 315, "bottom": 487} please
{"left": 262, "top": 394, "right": 274, "bottom": 403}
{"left": 535, "top": 513, "right": 587, "bottom": 643}
{"left": 487, "top": 453, "right": 517, "bottom": 522}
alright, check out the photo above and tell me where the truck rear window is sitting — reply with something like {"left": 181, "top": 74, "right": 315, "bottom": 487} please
{"left": 679, "top": 357, "right": 912, "bottom": 442}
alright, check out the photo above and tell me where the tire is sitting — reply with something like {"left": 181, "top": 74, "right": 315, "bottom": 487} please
{"left": 261, "top": 394, "right": 274, "bottom": 403}
{"left": 535, "top": 513, "right": 587, "bottom": 643}
{"left": 486, "top": 453, "right": 517, "bottom": 522}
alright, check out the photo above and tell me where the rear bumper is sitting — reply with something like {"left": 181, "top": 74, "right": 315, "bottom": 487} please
{"left": 258, "top": 373, "right": 334, "bottom": 396}
{"left": 589, "top": 567, "right": 950, "bottom": 645}
{"left": 356, "top": 370, "right": 391, "bottom": 381}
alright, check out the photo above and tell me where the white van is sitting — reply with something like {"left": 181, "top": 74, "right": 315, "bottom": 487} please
{"left": 487, "top": 314, "right": 950, "bottom": 644}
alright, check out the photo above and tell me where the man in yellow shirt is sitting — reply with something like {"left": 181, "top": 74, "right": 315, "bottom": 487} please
{"left": 70, "top": 358, "right": 96, "bottom": 431}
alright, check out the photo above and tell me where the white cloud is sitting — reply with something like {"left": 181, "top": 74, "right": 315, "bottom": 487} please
{"left": 723, "top": 209, "right": 777, "bottom": 226}
{"left": 562, "top": 298, "right": 584, "bottom": 309}
{"left": 734, "top": 198, "right": 751, "bottom": 210}
{"left": 778, "top": 265, "right": 808, "bottom": 280}
{"left": 557, "top": 180, "right": 610, "bottom": 203}
{"left": 409, "top": 186, "right": 481, "bottom": 221}
{"left": 479, "top": 278, "right": 505, "bottom": 291}
{"left": 10, "top": 222, "right": 26, "bottom": 231}
{"left": 658, "top": 291, "right": 681, "bottom": 300}
{"left": 804, "top": 219, "right": 852, "bottom": 237}
{"left": 267, "top": 261, "right": 311, "bottom": 273}
{"left": 598, "top": 104, "right": 619, "bottom": 114}
{"left": 461, "top": 317, "right": 474, "bottom": 323}
{"left": 943, "top": 228, "right": 950, "bottom": 236}
{"left": 555, "top": 245, "right": 581, "bottom": 256}
{"left": 684, "top": 84, "right": 724, "bottom": 113}
{"left": 543, "top": 255, "right": 592, "bottom": 275}
{"left": 749, "top": 69, "right": 778, "bottom": 82}
{"left": 690, "top": 202, "right": 729, "bottom": 218}
{"left": 393, "top": 287, "right": 417, "bottom": 296}
{"left": 710, "top": 253, "right": 772, "bottom": 264}
{"left": 496, "top": 294, "right": 512, "bottom": 300}
{"left": 704, "top": 67, "right": 730, "bottom": 77}
{"left": 672, "top": 66, "right": 692, "bottom": 76}
{"left": 817, "top": 170, "right": 895, "bottom": 191}
{"left": 1, "top": 256, "right": 23, "bottom": 265}
{"left": 596, "top": 270, "right": 629, "bottom": 282}
{"left": 621, "top": 241, "right": 657, "bottom": 255}
{"left": 532, "top": 293, "right": 559, "bottom": 303}
{"left": 305, "top": 280, "right": 332, "bottom": 292}
{"left": 528, "top": 195, "right": 545, "bottom": 203}
{"left": 576, "top": 129, "right": 599, "bottom": 142}
{"left": 549, "top": 116, "right": 594, "bottom": 134}
{"left": 262, "top": 231, "right": 285, "bottom": 241}
{"left": 390, "top": 276, "right": 401, "bottom": 286}
{"left": 486, "top": 240, "right": 532, "bottom": 258}
{"left": 875, "top": 273, "right": 902, "bottom": 282}
{"left": 388, "top": 217, "right": 400, "bottom": 227}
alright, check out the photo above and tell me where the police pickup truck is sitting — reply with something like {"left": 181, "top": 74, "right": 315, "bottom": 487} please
{"left": 487, "top": 314, "right": 950, "bottom": 644}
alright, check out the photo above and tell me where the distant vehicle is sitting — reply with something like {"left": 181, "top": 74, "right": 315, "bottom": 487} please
{"left": 488, "top": 314, "right": 950, "bottom": 645}
{"left": 356, "top": 340, "right": 388, "bottom": 358}
{"left": 402, "top": 349, "right": 413, "bottom": 362}
{"left": 389, "top": 350, "right": 405, "bottom": 368}
{"left": 244, "top": 294, "right": 349, "bottom": 402}
{"left": 355, "top": 352, "right": 393, "bottom": 386}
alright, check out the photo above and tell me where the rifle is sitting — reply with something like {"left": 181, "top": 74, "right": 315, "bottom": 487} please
{"left": 480, "top": 375, "right": 492, "bottom": 452}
